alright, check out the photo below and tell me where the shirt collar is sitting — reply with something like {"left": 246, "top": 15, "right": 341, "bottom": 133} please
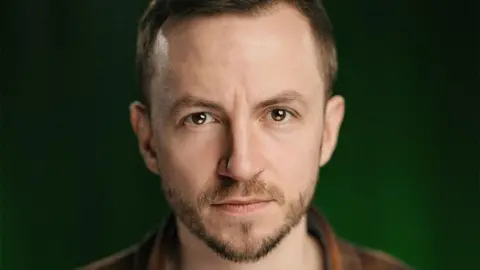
{"left": 141, "top": 206, "right": 344, "bottom": 270}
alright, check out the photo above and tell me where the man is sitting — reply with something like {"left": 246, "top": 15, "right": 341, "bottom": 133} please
{"left": 81, "top": 0, "right": 411, "bottom": 269}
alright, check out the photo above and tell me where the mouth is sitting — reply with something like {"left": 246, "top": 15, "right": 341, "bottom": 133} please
{"left": 211, "top": 199, "right": 273, "bottom": 215}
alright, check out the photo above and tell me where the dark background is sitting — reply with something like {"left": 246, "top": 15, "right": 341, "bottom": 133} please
{"left": 2, "top": 0, "right": 479, "bottom": 269}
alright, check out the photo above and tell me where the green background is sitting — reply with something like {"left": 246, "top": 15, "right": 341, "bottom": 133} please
{"left": 3, "top": 0, "right": 479, "bottom": 269}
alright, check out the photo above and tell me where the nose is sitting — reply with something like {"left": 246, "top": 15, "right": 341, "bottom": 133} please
{"left": 218, "top": 123, "right": 260, "bottom": 182}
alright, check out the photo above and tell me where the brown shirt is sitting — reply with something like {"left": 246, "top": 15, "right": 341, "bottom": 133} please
{"left": 79, "top": 207, "right": 411, "bottom": 270}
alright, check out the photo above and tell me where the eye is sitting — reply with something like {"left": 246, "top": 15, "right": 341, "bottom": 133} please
{"left": 267, "top": 108, "right": 292, "bottom": 122}
{"left": 183, "top": 112, "right": 216, "bottom": 125}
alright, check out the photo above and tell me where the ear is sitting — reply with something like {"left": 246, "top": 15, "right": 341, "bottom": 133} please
{"left": 319, "top": 95, "right": 345, "bottom": 167}
{"left": 129, "top": 101, "right": 160, "bottom": 174}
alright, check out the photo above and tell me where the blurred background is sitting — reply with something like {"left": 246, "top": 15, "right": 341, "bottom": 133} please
{"left": 2, "top": 0, "right": 479, "bottom": 269}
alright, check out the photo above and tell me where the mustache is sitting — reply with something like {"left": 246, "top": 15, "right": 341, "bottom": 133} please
{"left": 198, "top": 176, "right": 285, "bottom": 206}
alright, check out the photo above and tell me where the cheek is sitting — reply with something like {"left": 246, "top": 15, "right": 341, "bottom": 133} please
{"left": 262, "top": 127, "right": 321, "bottom": 196}
{"left": 156, "top": 126, "right": 224, "bottom": 197}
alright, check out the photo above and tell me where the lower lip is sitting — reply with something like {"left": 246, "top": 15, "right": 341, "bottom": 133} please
{"left": 212, "top": 201, "right": 271, "bottom": 215}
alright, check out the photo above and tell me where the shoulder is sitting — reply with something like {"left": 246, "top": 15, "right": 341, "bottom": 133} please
{"left": 76, "top": 245, "right": 137, "bottom": 270}
{"left": 76, "top": 228, "right": 159, "bottom": 270}
{"left": 337, "top": 239, "right": 412, "bottom": 270}
{"left": 356, "top": 247, "right": 412, "bottom": 270}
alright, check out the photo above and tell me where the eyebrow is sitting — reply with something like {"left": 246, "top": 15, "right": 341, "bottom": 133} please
{"left": 168, "top": 90, "right": 308, "bottom": 118}
{"left": 254, "top": 90, "right": 307, "bottom": 111}
{"left": 169, "top": 96, "right": 224, "bottom": 119}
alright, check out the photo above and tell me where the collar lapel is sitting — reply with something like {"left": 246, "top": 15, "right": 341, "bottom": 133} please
{"left": 145, "top": 207, "right": 363, "bottom": 270}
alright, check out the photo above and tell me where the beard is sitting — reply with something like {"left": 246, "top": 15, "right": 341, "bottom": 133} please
{"left": 162, "top": 175, "right": 316, "bottom": 263}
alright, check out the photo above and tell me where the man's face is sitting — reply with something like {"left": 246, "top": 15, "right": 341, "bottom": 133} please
{"left": 131, "top": 3, "right": 344, "bottom": 263}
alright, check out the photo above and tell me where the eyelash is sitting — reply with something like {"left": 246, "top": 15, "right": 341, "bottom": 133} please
{"left": 181, "top": 107, "right": 298, "bottom": 126}
{"left": 181, "top": 112, "right": 219, "bottom": 126}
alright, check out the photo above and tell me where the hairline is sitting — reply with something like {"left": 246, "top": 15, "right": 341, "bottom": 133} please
{"left": 139, "top": 1, "right": 336, "bottom": 109}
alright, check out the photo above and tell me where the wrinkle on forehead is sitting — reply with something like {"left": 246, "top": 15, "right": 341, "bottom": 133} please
{"left": 148, "top": 3, "right": 325, "bottom": 118}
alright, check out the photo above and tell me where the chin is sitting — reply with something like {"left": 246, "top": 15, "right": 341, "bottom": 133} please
{"left": 202, "top": 224, "right": 283, "bottom": 263}
{"left": 203, "top": 215, "right": 298, "bottom": 263}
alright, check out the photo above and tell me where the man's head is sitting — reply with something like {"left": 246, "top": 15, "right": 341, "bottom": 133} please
{"left": 130, "top": 0, "right": 345, "bottom": 263}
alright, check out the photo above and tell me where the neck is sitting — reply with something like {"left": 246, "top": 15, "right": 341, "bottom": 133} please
{"left": 176, "top": 216, "right": 323, "bottom": 270}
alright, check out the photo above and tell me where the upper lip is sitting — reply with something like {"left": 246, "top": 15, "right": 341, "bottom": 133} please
{"left": 213, "top": 198, "right": 271, "bottom": 205}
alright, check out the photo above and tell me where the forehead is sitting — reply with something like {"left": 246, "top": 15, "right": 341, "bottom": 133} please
{"left": 150, "top": 3, "right": 324, "bottom": 105}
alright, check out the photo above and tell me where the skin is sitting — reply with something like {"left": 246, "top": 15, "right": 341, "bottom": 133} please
{"left": 130, "top": 3, "right": 345, "bottom": 270}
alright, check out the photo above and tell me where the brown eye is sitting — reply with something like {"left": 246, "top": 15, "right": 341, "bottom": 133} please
{"left": 184, "top": 112, "right": 215, "bottom": 125}
{"left": 269, "top": 109, "right": 290, "bottom": 122}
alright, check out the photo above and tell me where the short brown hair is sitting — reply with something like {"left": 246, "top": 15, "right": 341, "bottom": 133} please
{"left": 136, "top": 0, "right": 338, "bottom": 107}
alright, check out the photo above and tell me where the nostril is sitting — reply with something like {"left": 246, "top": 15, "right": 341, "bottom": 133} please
{"left": 219, "top": 176, "right": 236, "bottom": 187}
